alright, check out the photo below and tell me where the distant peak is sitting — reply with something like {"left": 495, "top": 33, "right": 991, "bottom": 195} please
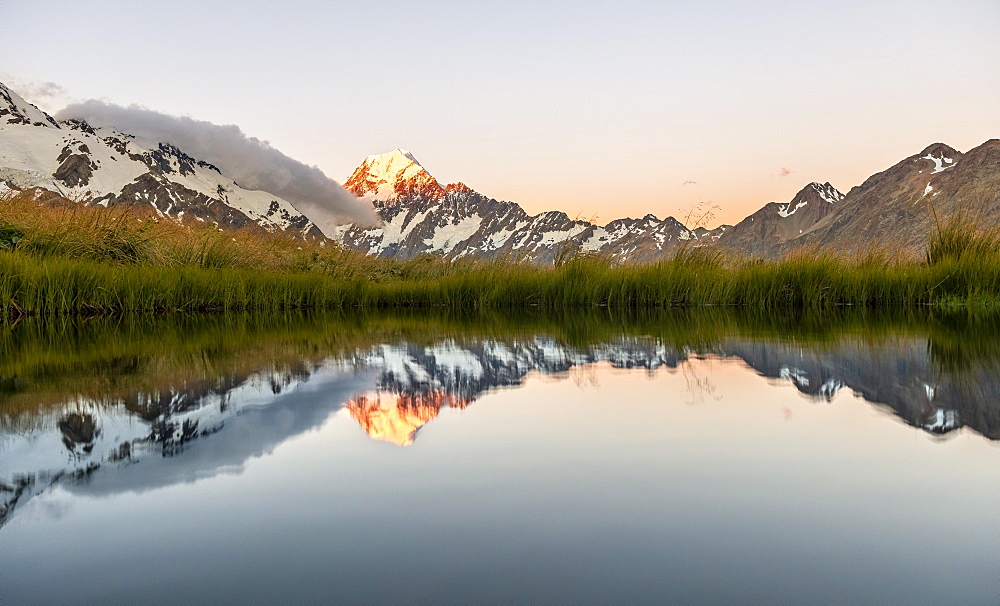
{"left": 777, "top": 182, "right": 843, "bottom": 217}
{"left": 916, "top": 143, "right": 960, "bottom": 174}
{"left": 364, "top": 148, "right": 417, "bottom": 164}
{"left": 802, "top": 181, "right": 844, "bottom": 204}
{"left": 918, "top": 142, "right": 960, "bottom": 158}
{"left": 343, "top": 149, "right": 477, "bottom": 203}
{"left": 344, "top": 148, "right": 441, "bottom": 202}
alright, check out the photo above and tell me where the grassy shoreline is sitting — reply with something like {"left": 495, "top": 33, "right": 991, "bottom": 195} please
{"left": 2, "top": 191, "right": 999, "bottom": 317}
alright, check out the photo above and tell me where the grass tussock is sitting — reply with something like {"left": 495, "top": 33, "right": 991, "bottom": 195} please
{"left": 2, "top": 189, "right": 1000, "bottom": 317}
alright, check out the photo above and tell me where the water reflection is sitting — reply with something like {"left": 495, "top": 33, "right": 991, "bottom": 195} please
{"left": 2, "top": 309, "right": 1000, "bottom": 531}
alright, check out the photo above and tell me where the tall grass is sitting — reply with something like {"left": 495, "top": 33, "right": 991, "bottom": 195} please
{"left": 2, "top": 189, "right": 1000, "bottom": 317}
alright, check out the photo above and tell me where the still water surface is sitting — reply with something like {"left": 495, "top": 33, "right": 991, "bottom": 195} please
{"left": 1, "top": 311, "right": 998, "bottom": 604}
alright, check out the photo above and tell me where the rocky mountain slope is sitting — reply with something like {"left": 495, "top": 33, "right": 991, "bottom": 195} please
{"left": 0, "top": 81, "right": 324, "bottom": 238}
{"left": 716, "top": 181, "right": 844, "bottom": 255}
{"left": 778, "top": 141, "right": 1000, "bottom": 257}
{"left": 720, "top": 141, "right": 1000, "bottom": 258}
{"left": 336, "top": 149, "right": 724, "bottom": 263}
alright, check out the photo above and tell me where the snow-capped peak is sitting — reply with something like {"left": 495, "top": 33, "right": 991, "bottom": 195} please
{"left": 809, "top": 181, "right": 844, "bottom": 204}
{"left": 343, "top": 148, "right": 443, "bottom": 202}
{"left": 776, "top": 182, "right": 844, "bottom": 218}
{"left": 365, "top": 148, "right": 415, "bottom": 164}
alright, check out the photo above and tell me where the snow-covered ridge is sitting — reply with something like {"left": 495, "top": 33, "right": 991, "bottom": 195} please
{"left": 0, "top": 82, "right": 59, "bottom": 128}
{"left": 338, "top": 149, "right": 717, "bottom": 263}
{"left": 342, "top": 148, "right": 450, "bottom": 202}
{"left": 350, "top": 148, "right": 431, "bottom": 199}
{"left": 0, "top": 81, "right": 323, "bottom": 238}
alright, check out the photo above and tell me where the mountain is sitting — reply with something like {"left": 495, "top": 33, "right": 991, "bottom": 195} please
{"left": 0, "top": 82, "right": 324, "bottom": 238}
{"left": 719, "top": 141, "right": 1000, "bottom": 258}
{"left": 336, "top": 149, "right": 720, "bottom": 263}
{"left": 716, "top": 182, "right": 844, "bottom": 255}
{"left": 343, "top": 148, "right": 472, "bottom": 201}
{"left": 781, "top": 141, "right": 1000, "bottom": 256}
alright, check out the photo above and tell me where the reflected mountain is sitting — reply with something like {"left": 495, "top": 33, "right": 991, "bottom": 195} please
{"left": 348, "top": 335, "right": 1000, "bottom": 444}
{"left": 2, "top": 310, "right": 1000, "bottom": 529}
{"left": 347, "top": 391, "right": 471, "bottom": 446}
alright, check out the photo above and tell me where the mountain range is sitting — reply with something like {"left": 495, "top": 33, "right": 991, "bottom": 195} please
{"left": 2, "top": 80, "right": 998, "bottom": 260}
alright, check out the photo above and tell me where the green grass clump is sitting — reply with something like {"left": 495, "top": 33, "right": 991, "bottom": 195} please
{"left": 926, "top": 217, "right": 1000, "bottom": 265}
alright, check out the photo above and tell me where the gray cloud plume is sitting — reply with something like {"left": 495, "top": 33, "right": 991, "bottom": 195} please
{"left": 26, "top": 81, "right": 66, "bottom": 98}
{"left": 55, "top": 100, "right": 379, "bottom": 231}
{"left": 10, "top": 80, "right": 67, "bottom": 99}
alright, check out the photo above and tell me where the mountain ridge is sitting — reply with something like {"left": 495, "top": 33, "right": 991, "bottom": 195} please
{"left": 0, "top": 81, "right": 327, "bottom": 239}
{"left": 336, "top": 149, "right": 722, "bottom": 263}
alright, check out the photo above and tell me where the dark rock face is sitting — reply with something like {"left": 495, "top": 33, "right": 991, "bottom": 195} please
{"left": 59, "top": 413, "right": 99, "bottom": 452}
{"left": 53, "top": 145, "right": 97, "bottom": 187}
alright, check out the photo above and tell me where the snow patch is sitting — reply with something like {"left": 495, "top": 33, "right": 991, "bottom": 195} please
{"left": 925, "top": 408, "right": 958, "bottom": 432}
{"left": 777, "top": 200, "right": 808, "bottom": 218}
{"left": 921, "top": 153, "right": 956, "bottom": 174}
{"left": 425, "top": 215, "right": 482, "bottom": 253}
{"left": 779, "top": 366, "right": 810, "bottom": 387}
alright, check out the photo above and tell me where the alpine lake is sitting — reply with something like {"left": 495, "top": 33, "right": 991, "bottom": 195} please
{"left": 1, "top": 308, "right": 998, "bottom": 605}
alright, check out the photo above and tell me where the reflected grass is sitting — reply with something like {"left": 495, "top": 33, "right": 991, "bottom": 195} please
{"left": 3, "top": 307, "right": 1000, "bottom": 431}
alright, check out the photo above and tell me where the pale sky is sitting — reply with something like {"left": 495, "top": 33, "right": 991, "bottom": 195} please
{"left": 2, "top": 0, "right": 998, "bottom": 226}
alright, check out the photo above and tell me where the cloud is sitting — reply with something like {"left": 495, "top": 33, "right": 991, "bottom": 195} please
{"left": 0, "top": 76, "right": 71, "bottom": 113}
{"left": 682, "top": 180, "right": 698, "bottom": 186}
{"left": 55, "top": 100, "right": 379, "bottom": 232}
{"left": 21, "top": 81, "right": 67, "bottom": 99}
{"left": 778, "top": 167, "right": 792, "bottom": 177}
